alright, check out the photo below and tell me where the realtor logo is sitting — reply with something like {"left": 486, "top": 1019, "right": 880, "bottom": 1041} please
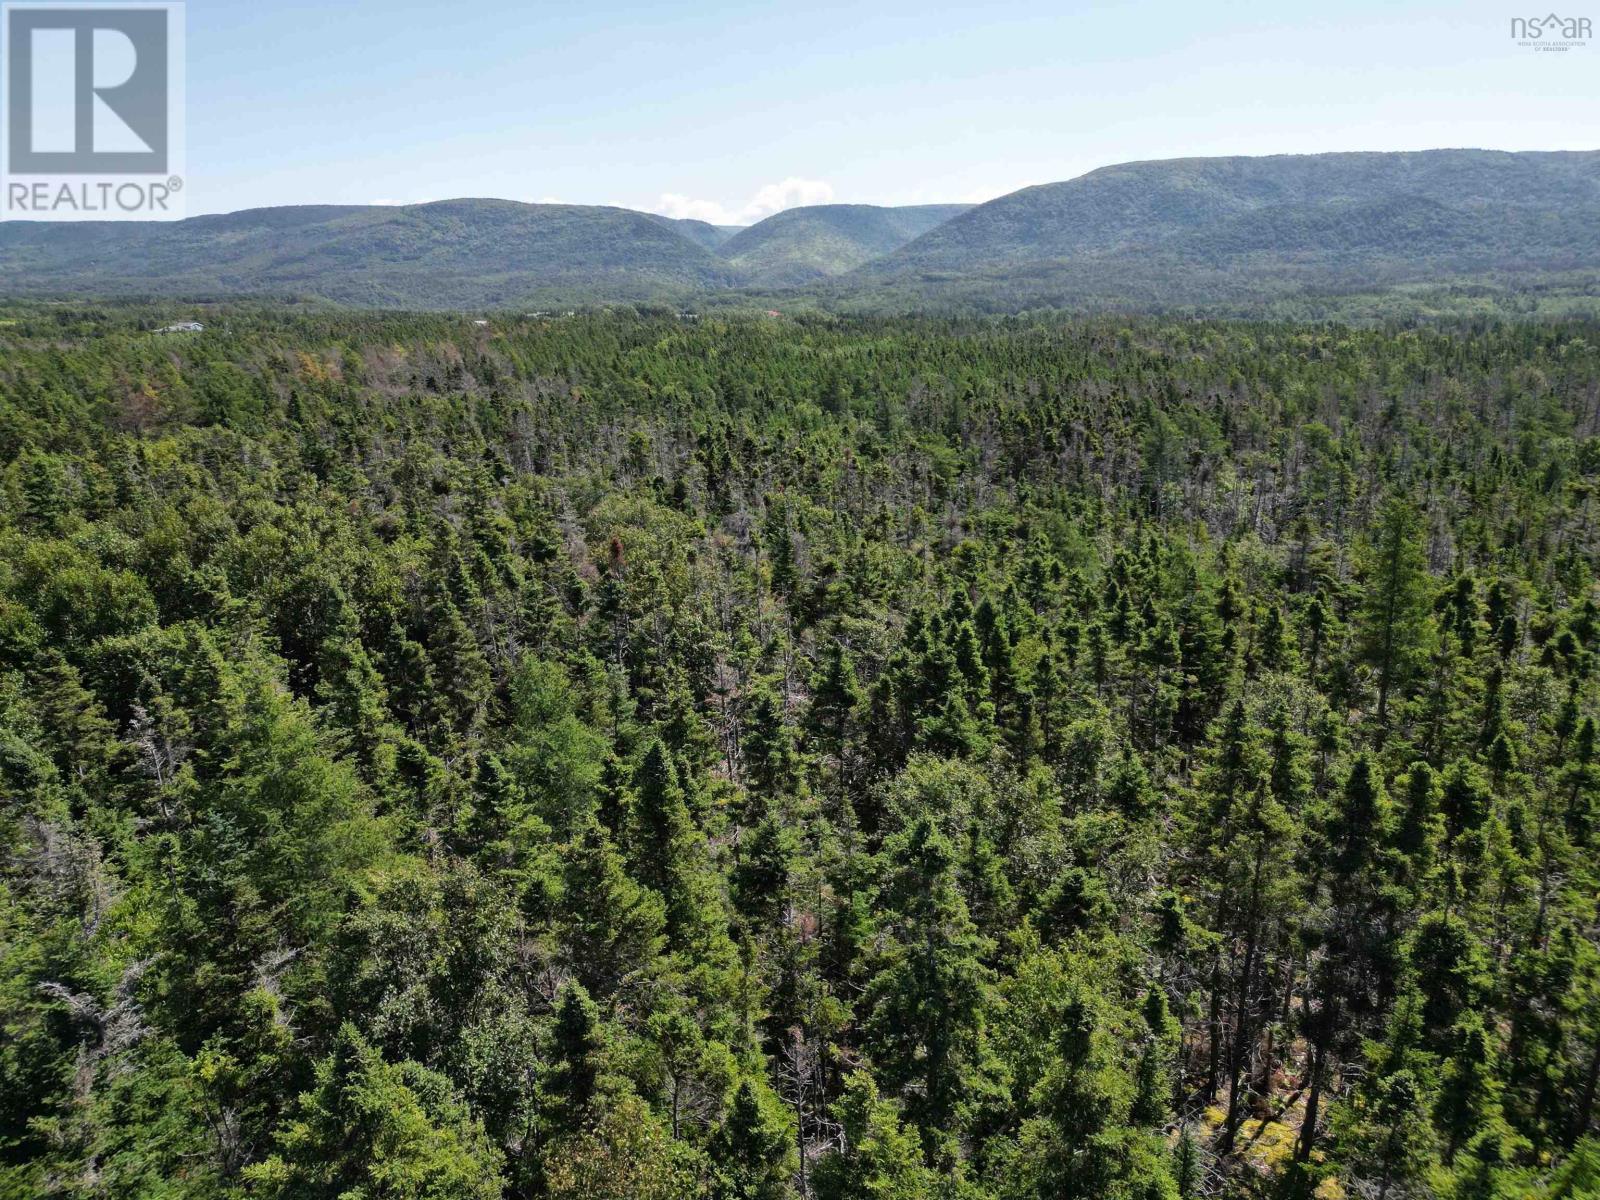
{"left": 2, "top": 2, "right": 185, "bottom": 219}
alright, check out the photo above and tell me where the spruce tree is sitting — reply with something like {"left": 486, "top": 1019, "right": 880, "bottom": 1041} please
{"left": 1357, "top": 498, "right": 1433, "bottom": 732}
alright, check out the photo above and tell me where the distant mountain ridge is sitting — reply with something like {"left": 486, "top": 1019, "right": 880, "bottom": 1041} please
{"left": 719, "top": 204, "right": 972, "bottom": 286}
{"left": 1, "top": 149, "right": 1597, "bottom": 312}
{"left": 0, "top": 197, "right": 958, "bottom": 305}
{"left": 647, "top": 214, "right": 745, "bottom": 252}
{"left": 0, "top": 200, "right": 744, "bottom": 306}
{"left": 847, "top": 149, "right": 1600, "bottom": 310}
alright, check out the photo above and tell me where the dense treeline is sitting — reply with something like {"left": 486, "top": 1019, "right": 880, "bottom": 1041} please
{"left": 3, "top": 309, "right": 1600, "bottom": 1200}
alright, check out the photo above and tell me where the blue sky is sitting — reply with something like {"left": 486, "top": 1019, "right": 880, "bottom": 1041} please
{"left": 185, "top": 0, "right": 1598, "bottom": 220}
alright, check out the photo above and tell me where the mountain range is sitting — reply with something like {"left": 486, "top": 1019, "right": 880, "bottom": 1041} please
{"left": 1, "top": 148, "right": 1596, "bottom": 313}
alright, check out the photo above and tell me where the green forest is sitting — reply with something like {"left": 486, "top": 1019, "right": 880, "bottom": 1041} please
{"left": 3, "top": 307, "right": 1600, "bottom": 1200}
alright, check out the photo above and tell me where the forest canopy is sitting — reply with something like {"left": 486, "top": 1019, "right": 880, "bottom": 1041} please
{"left": 2, "top": 307, "right": 1600, "bottom": 1200}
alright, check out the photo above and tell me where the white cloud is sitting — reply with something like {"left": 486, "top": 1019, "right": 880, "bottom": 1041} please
{"left": 743, "top": 177, "right": 834, "bottom": 220}
{"left": 653, "top": 192, "right": 741, "bottom": 224}
{"left": 647, "top": 177, "right": 835, "bottom": 226}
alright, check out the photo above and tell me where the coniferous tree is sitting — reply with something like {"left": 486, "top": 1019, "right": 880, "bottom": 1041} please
{"left": 546, "top": 981, "right": 607, "bottom": 1138}
{"left": 708, "top": 1079, "right": 794, "bottom": 1200}
{"left": 245, "top": 1025, "right": 503, "bottom": 1200}
{"left": 863, "top": 817, "right": 1005, "bottom": 1155}
{"left": 1357, "top": 498, "right": 1433, "bottom": 733}
{"left": 811, "top": 1073, "right": 936, "bottom": 1200}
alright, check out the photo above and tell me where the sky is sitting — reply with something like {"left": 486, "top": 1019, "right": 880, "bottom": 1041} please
{"left": 180, "top": 0, "right": 1599, "bottom": 221}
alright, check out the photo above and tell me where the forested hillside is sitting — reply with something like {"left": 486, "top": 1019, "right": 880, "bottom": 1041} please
{"left": 3, "top": 309, "right": 1600, "bottom": 1200}
{"left": 844, "top": 150, "right": 1600, "bottom": 312}
{"left": 720, "top": 205, "right": 973, "bottom": 286}
{"left": 0, "top": 202, "right": 744, "bottom": 308}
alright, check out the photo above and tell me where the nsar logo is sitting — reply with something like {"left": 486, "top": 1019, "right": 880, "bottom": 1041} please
{"left": 1510, "top": 12, "right": 1591, "bottom": 49}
